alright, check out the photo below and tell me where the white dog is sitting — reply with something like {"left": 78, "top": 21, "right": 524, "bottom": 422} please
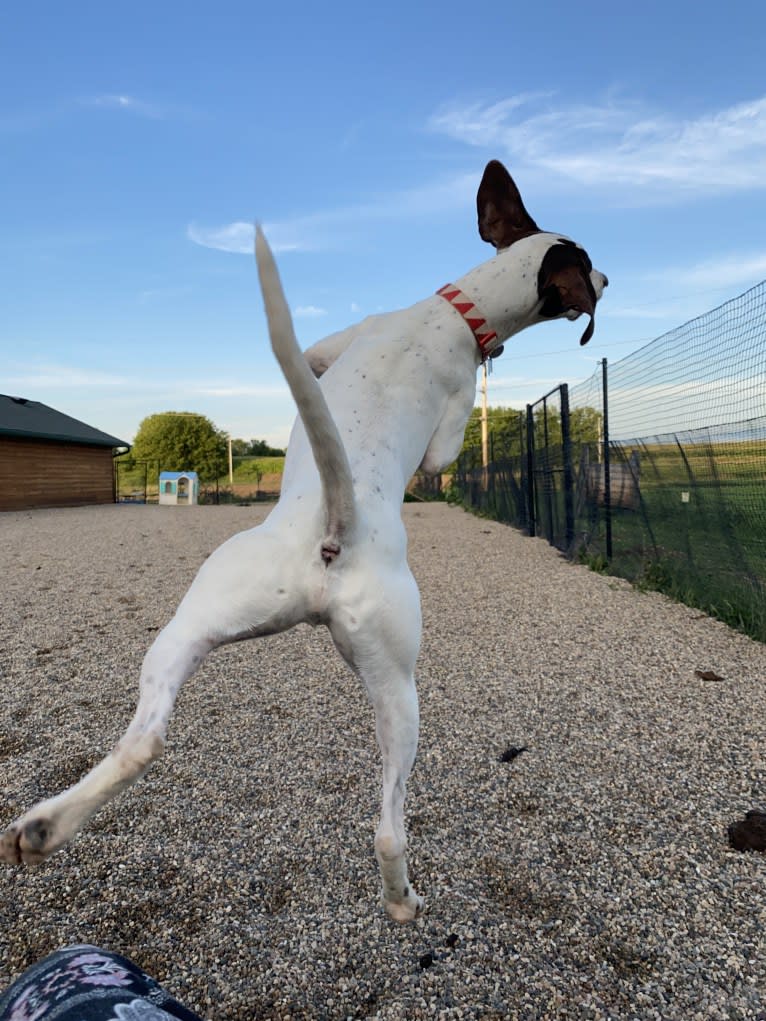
{"left": 1, "top": 161, "right": 607, "bottom": 922}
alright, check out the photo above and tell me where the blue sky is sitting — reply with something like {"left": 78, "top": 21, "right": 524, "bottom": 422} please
{"left": 3, "top": 1, "right": 766, "bottom": 448}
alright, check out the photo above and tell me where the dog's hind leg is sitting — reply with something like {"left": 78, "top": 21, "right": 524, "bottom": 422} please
{"left": 330, "top": 566, "right": 424, "bottom": 922}
{"left": 371, "top": 673, "right": 422, "bottom": 922}
{"left": 0, "top": 527, "right": 301, "bottom": 866}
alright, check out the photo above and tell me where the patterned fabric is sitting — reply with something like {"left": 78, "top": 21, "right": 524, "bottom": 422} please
{"left": 0, "top": 945, "right": 205, "bottom": 1021}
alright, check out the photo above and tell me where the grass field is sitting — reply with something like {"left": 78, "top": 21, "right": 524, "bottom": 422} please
{"left": 116, "top": 456, "right": 286, "bottom": 501}
{"left": 574, "top": 439, "right": 766, "bottom": 641}
{"left": 224, "top": 455, "right": 285, "bottom": 484}
{"left": 454, "top": 433, "right": 766, "bottom": 642}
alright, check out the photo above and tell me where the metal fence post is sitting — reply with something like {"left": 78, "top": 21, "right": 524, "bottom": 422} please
{"left": 560, "top": 383, "right": 575, "bottom": 550}
{"left": 518, "top": 411, "right": 526, "bottom": 528}
{"left": 525, "top": 403, "right": 536, "bottom": 537}
{"left": 602, "top": 358, "right": 613, "bottom": 560}
{"left": 542, "top": 396, "right": 553, "bottom": 542}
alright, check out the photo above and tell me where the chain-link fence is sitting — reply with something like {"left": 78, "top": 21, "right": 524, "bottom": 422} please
{"left": 449, "top": 280, "right": 766, "bottom": 642}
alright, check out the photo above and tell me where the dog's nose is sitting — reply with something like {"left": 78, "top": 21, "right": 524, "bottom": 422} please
{"left": 601, "top": 273, "right": 609, "bottom": 288}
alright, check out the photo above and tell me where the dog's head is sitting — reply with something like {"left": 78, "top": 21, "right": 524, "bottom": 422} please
{"left": 477, "top": 159, "right": 607, "bottom": 346}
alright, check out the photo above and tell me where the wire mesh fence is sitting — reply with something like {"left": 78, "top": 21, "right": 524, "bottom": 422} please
{"left": 447, "top": 280, "right": 766, "bottom": 642}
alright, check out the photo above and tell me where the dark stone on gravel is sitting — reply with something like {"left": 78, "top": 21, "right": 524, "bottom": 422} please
{"left": 728, "top": 810, "right": 766, "bottom": 851}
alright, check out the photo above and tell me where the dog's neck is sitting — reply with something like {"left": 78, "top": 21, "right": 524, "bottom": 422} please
{"left": 440, "top": 234, "right": 562, "bottom": 361}
{"left": 435, "top": 283, "right": 497, "bottom": 362}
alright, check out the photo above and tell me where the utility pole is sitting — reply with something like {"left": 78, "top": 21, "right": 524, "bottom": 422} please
{"left": 480, "top": 360, "right": 490, "bottom": 495}
{"left": 481, "top": 361, "right": 489, "bottom": 469}
{"left": 227, "top": 437, "right": 233, "bottom": 485}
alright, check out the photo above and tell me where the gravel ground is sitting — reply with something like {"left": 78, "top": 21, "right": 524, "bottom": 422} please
{"left": 0, "top": 501, "right": 764, "bottom": 1020}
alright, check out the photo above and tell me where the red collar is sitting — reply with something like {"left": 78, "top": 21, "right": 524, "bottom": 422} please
{"left": 436, "top": 283, "right": 497, "bottom": 362}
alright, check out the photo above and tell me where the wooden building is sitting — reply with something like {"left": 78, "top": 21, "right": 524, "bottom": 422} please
{"left": 0, "top": 394, "right": 130, "bottom": 511}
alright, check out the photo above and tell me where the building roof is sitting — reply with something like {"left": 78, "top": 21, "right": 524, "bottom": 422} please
{"left": 159, "top": 471, "right": 199, "bottom": 480}
{"left": 0, "top": 394, "right": 129, "bottom": 449}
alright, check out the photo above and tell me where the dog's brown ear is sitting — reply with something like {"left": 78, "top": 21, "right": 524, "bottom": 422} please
{"left": 537, "top": 242, "right": 597, "bottom": 346}
{"left": 477, "top": 160, "right": 540, "bottom": 249}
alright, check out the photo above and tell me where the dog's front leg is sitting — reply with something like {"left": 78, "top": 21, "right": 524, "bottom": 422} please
{"left": 303, "top": 329, "right": 355, "bottom": 377}
{"left": 0, "top": 621, "right": 210, "bottom": 865}
{"left": 303, "top": 315, "right": 381, "bottom": 377}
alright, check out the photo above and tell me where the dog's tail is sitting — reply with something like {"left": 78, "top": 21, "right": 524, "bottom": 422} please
{"left": 255, "top": 225, "right": 356, "bottom": 560}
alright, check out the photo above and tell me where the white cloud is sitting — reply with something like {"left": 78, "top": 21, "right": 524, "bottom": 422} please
{"left": 293, "top": 305, "right": 327, "bottom": 319}
{"left": 91, "top": 94, "right": 135, "bottom": 109}
{"left": 192, "top": 383, "right": 289, "bottom": 398}
{"left": 602, "top": 303, "right": 683, "bottom": 321}
{"left": 429, "top": 93, "right": 766, "bottom": 200}
{"left": 652, "top": 251, "right": 766, "bottom": 291}
{"left": 0, "top": 94, "right": 195, "bottom": 133}
{"left": 597, "top": 250, "right": 766, "bottom": 329}
{"left": 186, "top": 92, "right": 766, "bottom": 262}
{"left": 81, "top": 94, "right": 165, "bottom": 118}
{"left": 4, "top": 361, "right": 290, "bottom": 401}
{"left": 604, "top": 372, "right": 766, "bottom": 439}
{"left": 187, "top": 221, "right": 309, "bottom": 255}
{"left": 485, "top": 372, "right": 567, "bottom": 392}
{"left": 186, "top": 172, "right": 475, "bottom": 255}
{"left": 187, "top": 221, "right": 253, "bottom": 255}
{"left": 537, "top": 365, "right": 766, "bottom": 440}
{"left": 138, "top": 285, "right": 194, "bottom": 304}
{"left": 6, "top": 364, "right": 127, "bottom": 389}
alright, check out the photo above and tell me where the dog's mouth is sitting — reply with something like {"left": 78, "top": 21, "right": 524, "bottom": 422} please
{"left": 537, "top": 242, "right": 598, "bottom": 346}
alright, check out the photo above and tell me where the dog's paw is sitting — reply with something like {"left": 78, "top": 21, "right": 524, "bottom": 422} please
{"left": 384, "top": 888, "right": 425, "bottom": 923}
{"left": 0, "top": 825, "right": 21, "bottom": 865}
{"left": 0, "top": 817, "right": 56, "bottom": 866}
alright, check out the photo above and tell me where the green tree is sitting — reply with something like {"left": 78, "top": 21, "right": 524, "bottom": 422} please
{"left": 570, "top": 406, "right": 602, "bottom": 445}
{"left": 131, "top": 412, "right": 228, "bottom": 482}
{"left": 230, "top": 437, "right": 286, "bottom": 457}
{"left": 457, "top": 403, "right": 601, "bottom": 463}
{"left": 229, "top": 438, "right": 251, "bottom": 459}
{"left": 247, "top": 438, "right": 285, "bottom": 456}
{"left": 462, "top": 406, "right": 525, "bottom": 458}
{"left": 534, "top": 406, "right": 562, "bottom": 448}
{"left": 532, "top": 406, "right": 602, "bottom": 449}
